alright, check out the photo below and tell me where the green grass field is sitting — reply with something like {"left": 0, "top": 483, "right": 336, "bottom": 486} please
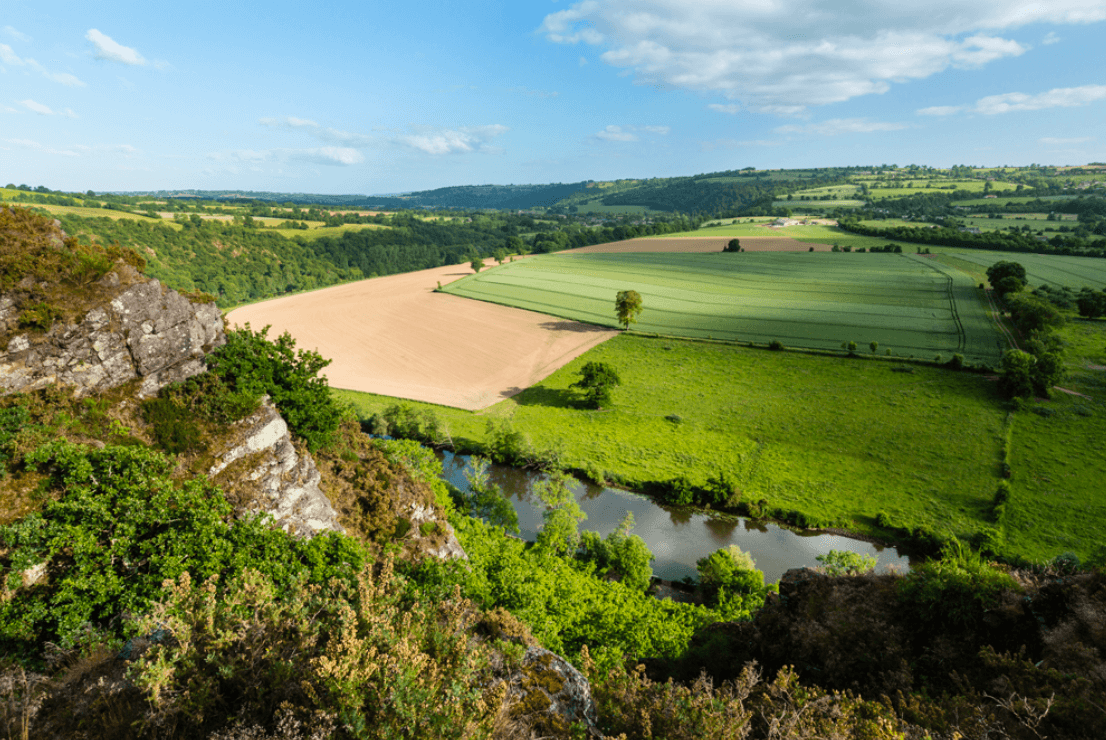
{"left": 941, "top": 251, "right": 1106, "bottom": 291}
{"left": 442, "top": 251, "right": 1005, "bottom": 364}
{"left": 334, "top": 335, "right": 1033, "bottom": 555}
{"left": 1003, "top": 320, "right": 1106, "bottom": 561}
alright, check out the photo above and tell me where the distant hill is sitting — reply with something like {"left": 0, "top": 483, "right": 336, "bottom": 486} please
{"left": 131, "top": 182, "right": 593, "bottom": 210}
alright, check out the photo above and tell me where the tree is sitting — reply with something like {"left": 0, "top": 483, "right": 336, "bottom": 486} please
{"left": 1005, "top": 292, "right": 1063, "bottom": 336}
{"left": 571, "top": 361, "right": 621, "bottom": 409}
{"left": 534, "top": 470, "right": 586, "bottom": 556}
{"left": 998, "top": 349, "right": 1038, "bottom": 399}
{"left": 462, "top": 456, "right": 519, "bottom": 533}
{"left": 723, "top": 238, "right": 741, "bottom": 252}
{"left": 470, "top": 257, "right": 485, "bottom": 273}
{"left": 1076, "top": 289, "right": 1106, "bottom": 319}
{"left": 579, "top": 512, "right": 654, "bottom": 591}
{"left": 986, "top": 261, "right": 1027, "bottom": 299}
{"left": 615, "top": 290, "right": 643, "bottom": 330}
{"left": 696, "top": 545, "right": 766, "bottom": 608}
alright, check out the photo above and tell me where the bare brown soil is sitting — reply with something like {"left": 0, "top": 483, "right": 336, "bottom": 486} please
{"left": 563, "top": 237, "right": 832, "bottom": 253}
{"left": 225, "top": 260, "right": 618, "bottom": 410}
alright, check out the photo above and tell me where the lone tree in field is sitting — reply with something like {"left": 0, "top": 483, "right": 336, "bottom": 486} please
{"left": 572, "top": 361, "right": 621, "bottom": 409}
{"left": 615, "top": 290, "right": 643, "bottom": 330}
{"left": 986, "top": 260, "right": 1026, "bottom": 300}
{"left": 724, "top": 238, "right": 741, "bottom": 252}
{"left": 470, "top": 256, "right": 485, "bottom": 273}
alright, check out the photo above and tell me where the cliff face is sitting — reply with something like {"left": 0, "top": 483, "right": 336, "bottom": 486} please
{"left": 0, "top": 210, "right": 462, "bottom": 556}
{"left": 0, "top": 265, "right": 223, "bottom": 399}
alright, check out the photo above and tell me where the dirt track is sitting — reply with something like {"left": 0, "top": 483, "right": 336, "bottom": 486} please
{"left": 225, "top": 261, "right": 618, "bottom": 410}
{"left": 563, "top": 237, "right": 832, "bottom": 253}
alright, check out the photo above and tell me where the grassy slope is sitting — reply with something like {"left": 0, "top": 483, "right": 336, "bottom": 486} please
{"left": 335, "top": 335, "right": 1019, "bottom": 553}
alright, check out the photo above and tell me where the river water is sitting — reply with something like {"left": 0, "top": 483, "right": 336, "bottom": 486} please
{"left": 436, "top": 451, "right": 912, "bottom": 583}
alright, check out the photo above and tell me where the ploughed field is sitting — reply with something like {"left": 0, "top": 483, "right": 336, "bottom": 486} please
{"left": 226, "top": 260, "right": 618, "bottom": 410}
{"left": 442, "top": 252, "right": 1006, "bottom": 365}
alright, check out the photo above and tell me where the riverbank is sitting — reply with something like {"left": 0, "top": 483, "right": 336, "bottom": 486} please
{"left": 336, "top": 333, "right": 1016, "bottom": 557}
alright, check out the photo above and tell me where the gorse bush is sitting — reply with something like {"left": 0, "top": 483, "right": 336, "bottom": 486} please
{"left": 128, "top": 561, "right": 504, "bottom": 740}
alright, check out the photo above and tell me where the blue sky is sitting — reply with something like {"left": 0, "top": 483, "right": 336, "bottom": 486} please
{"left": 2, "top": 1, "right": 1105, "bottom": 194}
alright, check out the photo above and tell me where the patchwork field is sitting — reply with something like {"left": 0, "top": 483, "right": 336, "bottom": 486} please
{"left": 563, "top": 237, "right": 833, "bottom": 253}
{"left": 442, "top": 252, "right": 1006, "bottom": 364}
{"left": 225, "top": 260, "right": 618, "bottom": 410}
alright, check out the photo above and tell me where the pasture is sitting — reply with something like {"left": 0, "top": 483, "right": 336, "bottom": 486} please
{"left": 337, "top": 334, "right": 1027, "bottom": 556}
{"left": 441, "top": 251, "right": 1005, "bottom": 364}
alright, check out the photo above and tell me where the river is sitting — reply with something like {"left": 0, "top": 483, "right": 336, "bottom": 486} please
{"left": 436, "top": 451, "right": 912, "bottom": 583}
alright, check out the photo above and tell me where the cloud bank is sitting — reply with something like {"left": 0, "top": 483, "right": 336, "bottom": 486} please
{"left": 540, "top": 0, "right": 1106, "bottom": 113}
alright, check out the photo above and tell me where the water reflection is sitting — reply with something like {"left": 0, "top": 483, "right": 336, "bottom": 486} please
{"left": 437, "top": 450, "right": 912, "bottom": 583}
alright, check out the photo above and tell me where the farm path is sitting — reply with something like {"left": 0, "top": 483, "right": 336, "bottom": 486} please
{"left": 226, "top": 260, "right": 618, "bottom": 410}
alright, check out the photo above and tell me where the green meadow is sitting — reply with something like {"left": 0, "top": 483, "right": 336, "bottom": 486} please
{"left": 335, "top": 335, "right": 1033, "bottom": 555}
{"left": 1002, "top": 320, "right": 1106, "bottom": 561}
{"left": 442, "top": 251, "right": 1005, "bottom": 364}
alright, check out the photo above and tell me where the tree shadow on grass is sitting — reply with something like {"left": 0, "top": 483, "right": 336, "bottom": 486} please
{"left": 538, "top": 320, "right": 616, "bottom": 334}
{"left": 507, "top": 385, "right": 581, "bottom": 410}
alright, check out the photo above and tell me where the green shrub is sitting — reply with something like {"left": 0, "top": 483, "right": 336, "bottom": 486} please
{"left": 141, "top": 397, "right": 205, "bottom": 455}
{"left": 579, "top": 512, "right": 654, "bottom": 592}
{"left": 206, "top": 325, "right": 342, "bottom": 452}
{"left": 0, "top": 440, "right": 371, "bottom": 663}
{"left": 768, "top": 339, "right": 784, "bottom": 351}
{"left": 815, "top": 550, "right": 877, "bottom": 576}
{"left": 898, "top": 539, "right": 1019, "bottom": 629}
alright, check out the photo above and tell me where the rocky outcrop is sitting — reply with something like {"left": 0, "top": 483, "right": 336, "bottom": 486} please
{"left": 209, "top": 399, "right": 345, "bottom": 538}
{"left": 505, "top": 647, "right": 600, "bottom": 737}
{"left": 0, "top": 266, "right": 224, "bottom": 398}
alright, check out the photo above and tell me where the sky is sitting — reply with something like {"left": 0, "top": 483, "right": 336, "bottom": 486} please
{"left": 2, "top": 1, "right": 1105, "bottom": 195}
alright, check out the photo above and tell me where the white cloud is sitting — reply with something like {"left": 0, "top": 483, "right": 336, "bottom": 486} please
{"left": 701, "top": 138, "right": 783, "bottom": 150}
{"left": 1039, "top": 136, "right": 1094, "bottom": 145}
{"left": 2, "top": 26, "right": 31, "bottom": 43}
{"left": 540, "top": 0, "right": 1104, "bottom": 112}
{"left": 292, "top": 147, "right": 365, "bottom": 166}
{"left": 974, "top": 84, "right": 1106, "bottom": 114}
{"left": 593, "top": 123, "right": 669, "bottom": 142}
{"left": 86, "top": 29, "right": 146, "bottom": 66}
{"left": 579, "top": 56, "right": 589, "bottom": 66}
{"left": 212, "top": 145, "right": 364, "bottom": 167}
{"left": 398, "top": 124, "right": 508, "bottom": 155}
{"left": 510, "top": 86, "right": 560, "bottom": 99}
{"left": 0, "top": 44, "right": 85, "bottom": 86}
{"left": 260, "top": 116, "right": 374, "bottom": 146}
{"left": 1043, "top": 31, "right": 1062, "bottom": 44}
{"left": 707, "top": 103, "right": 740, "bottom": 114}
{"left": 20, "top": 99, "right": 54, "bottom": 115}
{"left": 775, "top": 118, "right": 908, "bottom": 136}
{"left": 0, "top": 43, "right": 21, "bottom": 66}
{"left": 595, "top": 125, "right": 637, "bottom": 142}
{"left": 5, "top": 138, "right": 79, "bottom": 156}
{"left": 916, "top": 105, "right": 962, "bottom": 116}
{"left": 915, "top": 84, "right": 1106, "bottom": 117}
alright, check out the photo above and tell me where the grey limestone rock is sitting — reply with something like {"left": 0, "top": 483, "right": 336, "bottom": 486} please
{"left": 209, "top": 399, "right": 345, "bottom": 538}
{"left": 0, "top": 270, "right": 224, "bottom": 399}
{"left": 505, "top": 646, "right": 600, "bottom": 736}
